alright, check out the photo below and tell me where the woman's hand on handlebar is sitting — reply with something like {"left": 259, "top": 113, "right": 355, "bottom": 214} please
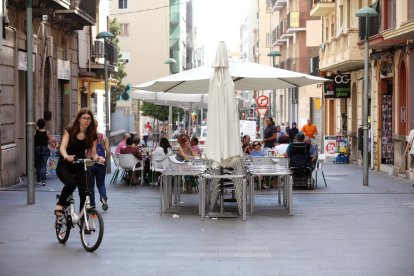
{"left": 64, "top": 155, "right": 76, "bottom": 163}
{"left": 96, "top": 156, "right": 106, "bottom": 164}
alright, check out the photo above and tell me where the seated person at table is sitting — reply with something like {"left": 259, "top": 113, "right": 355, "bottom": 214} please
{"left": 115, "top": 132, "right": 130, "bottom": 155}
{"left": 176, "top": 134, "right": 197, "bottom": 161}
{"left": 151, "top": 138, "right": 173, "bottom": 185}
{"left": 152, "top": 138, "right": 173, "bottom": 163}
{"left": 250, "top": 141, "right": 265, "bottom": 156}
{"left": 120, "top": 137, "right": 143, "bottom": 184}
{"left": 304, "top": 137, "right": 318, "bottom": 171}
{"left": 283, "top": 132, "right": 311, "bottom": 168}
{"left": 241, "top": 135, "right": 252, "bottom": 155}
{"left": 176, "top": 134, "right": 197, "bottom": 192}
{"left": 190, "top": 137, "right": 202, "bottom": 157}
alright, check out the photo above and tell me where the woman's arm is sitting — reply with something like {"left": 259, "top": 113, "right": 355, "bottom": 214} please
{"left": 60, "top": 131, "right": 75, "bottom": 162}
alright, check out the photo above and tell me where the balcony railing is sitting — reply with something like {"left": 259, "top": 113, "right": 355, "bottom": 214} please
{"left": 7, "top": 0, "right": 97, "bottom": 30}
{"left": 92, "top": 40, "right": 118, "bottom": 66}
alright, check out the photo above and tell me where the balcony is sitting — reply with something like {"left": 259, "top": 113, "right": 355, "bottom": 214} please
{"left": 319, "top": 30, "right": 363, "bottom": 72}
{"left": 287, "top": 12, "right": 306, "bottom": 33}
{"left": 310, "top": 0, "right": 335, "bottom": 17}
{"left": 90, "top": 40, "right": 118, "bottom": 72}
{"left": 8, "top": 0, "right": 96, "bottom": 30}
{"left": 272, "top": 18, "right": 291, "bottom": 45}
{"left": 272, "top": 0, "right": 287, "bottom": 10}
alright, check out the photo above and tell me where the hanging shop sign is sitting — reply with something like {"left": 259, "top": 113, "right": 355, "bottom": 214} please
{"left": 323, "top": 74, "right": 351, "bottom": 98}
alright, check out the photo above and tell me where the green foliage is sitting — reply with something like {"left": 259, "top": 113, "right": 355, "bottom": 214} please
{"left": 108, "top": 18, "right": 128, "bottom": 113}
{"left": 141, "top": 102, "right": 184, "bottom": 122}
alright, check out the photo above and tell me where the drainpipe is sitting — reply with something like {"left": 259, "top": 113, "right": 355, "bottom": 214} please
{"left": 26, "top": 0, "right": 35, "bottom": 204}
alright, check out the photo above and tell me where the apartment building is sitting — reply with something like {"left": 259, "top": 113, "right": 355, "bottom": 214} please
{"left": 313, "top": 0, "right": 414, "bottom": 176}
{"left": 267, "top": 0, "right": 322, "bottom": 145}
{"left": 0, "top": 0, "right": 111, "bottom": 187}
{"left": 365, "top": 0, "right": 414, "bottom": 176}
{"left": 109, "top": 0, "right": 197, "bottom": 135}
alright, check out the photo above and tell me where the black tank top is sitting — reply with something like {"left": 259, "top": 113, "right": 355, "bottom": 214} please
{"left": 34, "top": 130, "right": 48, "bottom": 147}
{"left": 66, "top": 137, "right": 88, "bottom": 159}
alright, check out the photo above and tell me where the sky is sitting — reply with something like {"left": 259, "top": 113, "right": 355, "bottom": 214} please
{"left": 193, "top": 0, "right": 251, "bottom": 63}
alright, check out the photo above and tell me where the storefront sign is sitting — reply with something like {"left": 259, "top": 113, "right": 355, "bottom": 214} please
{"left": 324, "top": 136, "right": 337, "bottom": 157}
{"left": 324, "top": 74, "right": 351, "bottom": 98}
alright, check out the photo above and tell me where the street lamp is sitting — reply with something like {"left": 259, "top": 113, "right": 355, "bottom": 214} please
{"left": 96, "top": 31, "right": 113, "bottom": 173}
{"left": 164, "top": 58, "right": 177, "bottom": 139}
{"left": 267, "top": 50, "right": 281, "bottom": 121}
{"left": 356, "top": 6, "right": 378, "bottom": 186}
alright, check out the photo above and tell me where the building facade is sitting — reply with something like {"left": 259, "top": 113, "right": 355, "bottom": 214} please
{"left": 0, "top": 0, "right": 113, "bottom": 187}
{"left": 268, "top": 0, "right": 322, "bottom": 145}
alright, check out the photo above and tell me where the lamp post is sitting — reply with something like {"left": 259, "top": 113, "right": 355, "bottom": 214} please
{"left": 267, "top": 50, "right": 281, "bottom": 122}
{"left": 164, "top": 58, "right": 177, "bottom": 139}
{"left": 96, "top": 31, "right": 113, "bottom": 173}
{"left": 356, "top": 7, "right": 378, "bottom": 186}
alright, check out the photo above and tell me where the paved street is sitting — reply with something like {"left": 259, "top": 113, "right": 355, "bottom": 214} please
{"left": 1, "top": 162, "right": 414, "bottom": 276}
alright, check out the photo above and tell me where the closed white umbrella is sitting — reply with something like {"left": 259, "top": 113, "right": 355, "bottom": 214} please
{"left": 204, "top": 42, "right": 241, "bottom": 168}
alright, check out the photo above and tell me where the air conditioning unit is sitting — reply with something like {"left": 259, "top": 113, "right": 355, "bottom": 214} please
{"left": 93, "top": 40, "right": 104, "bottom": 57}
{"left": 46, "top": 36, "right": 53, "bottom": 57}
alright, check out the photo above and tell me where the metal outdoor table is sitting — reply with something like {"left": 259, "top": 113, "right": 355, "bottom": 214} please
{"left": 159, "top": 165, "right": 206, "bottom": 215}
{"left": 200, "top": 173, "right": 247, "bottom": 221}
{"left": 247, "top": 165, "right": 293, "bottom": 215}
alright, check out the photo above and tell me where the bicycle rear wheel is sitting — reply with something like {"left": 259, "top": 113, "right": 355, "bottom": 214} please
{"left": 55, "top": 210, "right": 71, "bottom": 243}
{"left": 80, "top": 208, "right": 104, "bottom": 252}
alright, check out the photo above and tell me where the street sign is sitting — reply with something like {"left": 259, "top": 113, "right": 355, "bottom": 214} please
{"left": 256, "top": 107, "right": 268, "bottom": 118}
{"left": 256, "top": 95, "right": 269, "bottom": 107}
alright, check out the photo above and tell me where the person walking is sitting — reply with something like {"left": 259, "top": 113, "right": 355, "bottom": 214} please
{"left": 143, "top": 122, "right": 152, "bottom": 146}
{"left": 54, "top": 108, "right": 105, "bottom": 217}
{"left": 301, "top": 118, "right": 318, "bottom": 140}
{"left": 88, "top": 120, "right": 110, "bottom": 210}
{"left": 288, "top": 122, "right": 299, "bottom": 143}
{"left": 34, "top": 118, "right": 50, "bottom": 186}
{"left": 404, "top": 128, "right": 414, "bottom": 178}
{"left": 262, "top": 117, "right": 277, "bottom": 148}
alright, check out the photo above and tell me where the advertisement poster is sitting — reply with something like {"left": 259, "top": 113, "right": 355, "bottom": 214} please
{"left": 336, "top": 136, "right": 349, "bottom": 154}
{"left": 324, "top": 136, "right": 337, "bottom": 157}
{"left": 240, "top": 120, "right": 257, "bottom": 140}
{"left": 47, "top": 135, "right": 60, "bottom": 177}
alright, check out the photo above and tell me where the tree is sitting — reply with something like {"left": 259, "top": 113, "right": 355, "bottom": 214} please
{"left": 141, "top": 102, "right": 184, "bottom": 123}
{"left": 108, "top": 18, "right": 127, "bottom": 113}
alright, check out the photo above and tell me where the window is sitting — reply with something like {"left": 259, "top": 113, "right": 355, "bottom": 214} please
{"left": 385, "top": 0, "right": 396, "bottom": 29}
{"left": 119, "top": 23, "right": 129, "bottom": 36}
{"left": 408, "top": 0, "right": 414, "bottom": 21}
{"left": 119, "top": 0, "right": 127, "bottom": 9}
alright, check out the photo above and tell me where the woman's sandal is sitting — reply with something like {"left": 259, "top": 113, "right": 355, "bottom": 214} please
{"left": 54, "top": 205, "right": 64, "bottom": 217}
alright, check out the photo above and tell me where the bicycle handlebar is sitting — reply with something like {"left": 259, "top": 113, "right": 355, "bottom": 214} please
{"left": 73, "top": 158, "right": 105, "bottom": 166}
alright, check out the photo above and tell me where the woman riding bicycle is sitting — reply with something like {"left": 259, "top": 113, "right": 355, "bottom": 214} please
{"left": 54, "top": 108, "right": 105, "bottom": 217}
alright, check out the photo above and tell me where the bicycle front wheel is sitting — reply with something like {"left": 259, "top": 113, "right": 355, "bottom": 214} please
{"left": 55, "top": 211, "right": 71, "bottom": 243}
{"left": 80, "top": 208, "right": 104, "bottom": 252}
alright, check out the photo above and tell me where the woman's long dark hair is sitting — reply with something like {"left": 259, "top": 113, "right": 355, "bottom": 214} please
{"left": 66, "top": 108, "right": 97, "bottom": 150}
{"left": 159, "top": 137, "right": 172, "bottom": 155}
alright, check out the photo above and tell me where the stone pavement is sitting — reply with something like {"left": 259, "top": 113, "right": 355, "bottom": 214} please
{"left": 0, "top": 161, "right": 414, "bottom": 276}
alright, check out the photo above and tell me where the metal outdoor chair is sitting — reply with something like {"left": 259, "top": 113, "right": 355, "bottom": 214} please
{"left": 150, "top": 154, "right": 171, "bottom": 187}
{"left": 118, "top": 153, "right": 144, "bottom": 186}
{"left": 315, "top": 153, "right": 327, "bottom": 188}
{"left": 110, "top": 152, "right": 122, "bottom": 185}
